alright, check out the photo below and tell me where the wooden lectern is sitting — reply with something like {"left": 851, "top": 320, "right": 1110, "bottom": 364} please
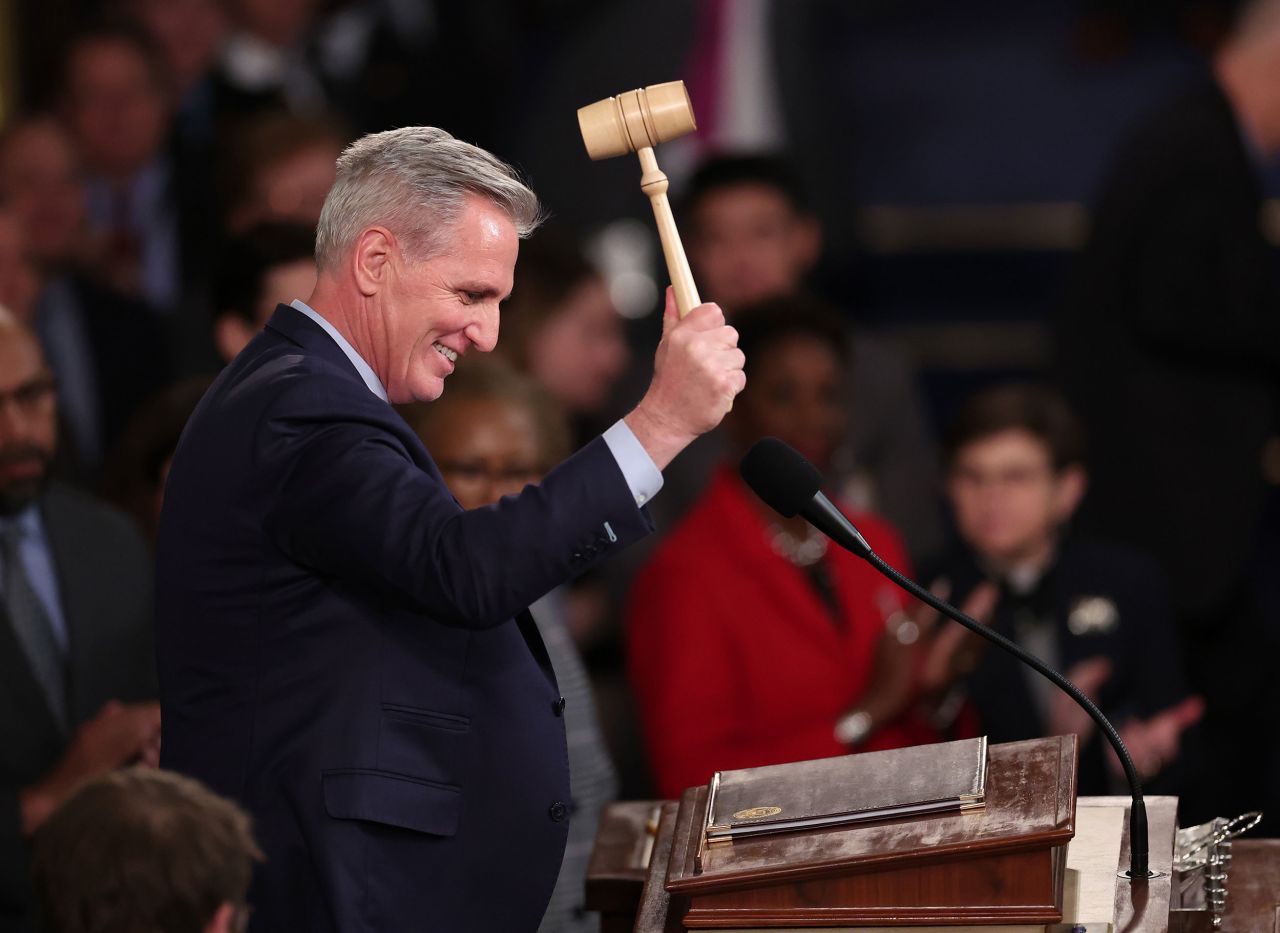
{"left": 589, "top": 737, "right": 1280, "bottom": 931}
{"left": 589, "top": 736, "right": 1089, "bottom": 930}
{"left": 664, "top": 736, "right": 1078, "bottom": 928}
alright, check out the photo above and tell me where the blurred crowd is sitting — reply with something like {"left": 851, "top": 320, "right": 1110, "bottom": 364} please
{"left": 1, "top": 1, "right": 1279, "bottom": 931}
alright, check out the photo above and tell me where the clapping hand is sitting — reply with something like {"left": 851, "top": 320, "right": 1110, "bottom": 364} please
{"left": 1112, "top": 696, "right": 1204, "bottom": 781}
{"left": 20, "top": 699, "right": 162, "bottom": 833}
{"left": 917, "top": 580, "right": 1000, "bottom": 696}
{"left": 1051, "top": 658, "right": 1204, "bottom": 781}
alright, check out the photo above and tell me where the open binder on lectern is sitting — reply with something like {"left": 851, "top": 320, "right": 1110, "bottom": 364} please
{"left": 705, "top": 735, "right": 989, "bottom": 841}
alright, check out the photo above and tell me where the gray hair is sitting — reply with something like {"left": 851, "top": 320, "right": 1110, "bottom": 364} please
{"left": 314, "top": 126, "right": 543, "bottom": 269}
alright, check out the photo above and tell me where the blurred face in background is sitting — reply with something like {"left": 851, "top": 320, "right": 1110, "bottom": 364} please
{"left": 229, "top": 0, "right": 317, "bottom": 47}
{"left": 524, "top": 275, "right": 629, "bottom": 415}
{"left": 424, "top": 397, "right": 545, "bottom": 510}
{"left": 0, "top": 120, "right": 86, "bottom": 271}
{"left": 730, "top": 333, "right": 845, "bottom": 474}
{"left": 130, "top": 0, "right": 227, "bottom": 98}
{"left": 0, "top": 323, "right": 57, "bottom": 515}
{"left": 0, "top": 213, "right": 40, "bottom": 322}
{"left": 231, "top": 141, "right": 341, "bottom": 233}
{"left": 687, "top": 183, "right": 821, "bottom": 313}
{"left": 946, "top": 429, "right": 1085, "bottom": 570}
{"left": 258, "top": 259, "right": 317, "bottom": 321}
{"left": 215, "top": 257, "right": 317, "bottom": 363}
{"left": 63, "top": 37, "right": 168, "bottom": 181}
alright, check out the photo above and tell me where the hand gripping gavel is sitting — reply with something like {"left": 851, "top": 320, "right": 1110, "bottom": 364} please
{"left": 578, "top": 81, "right": 701, "bottom": 318}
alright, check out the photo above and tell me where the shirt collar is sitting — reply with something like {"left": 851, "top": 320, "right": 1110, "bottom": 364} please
{"left": 290, "top": 299, "right": 388, "bottom": 402}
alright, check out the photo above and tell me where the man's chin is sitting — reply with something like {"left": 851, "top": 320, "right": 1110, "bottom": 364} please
{"left": 409, "top": 378, "right": 445, "bottom": 403}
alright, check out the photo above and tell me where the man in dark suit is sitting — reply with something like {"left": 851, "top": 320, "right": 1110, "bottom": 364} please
{"left": 0, "top": 310, "right": 160, "bottom": 929}
{"left": 157, "top": 126, "right": 745, "bottom": 932}
{"left": 1056, "top": 2, "right": 1280, "bottom": 819}
{"left": 1057, "top": 4, "right": 1280, "bottom": 636}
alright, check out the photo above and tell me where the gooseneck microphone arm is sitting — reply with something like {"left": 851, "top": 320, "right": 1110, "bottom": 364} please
{"left": 858, "top": 546, "right": 1150, "bottom": 879}
{"left": 739, "top": 437, "right": 1154, "bottom": 881}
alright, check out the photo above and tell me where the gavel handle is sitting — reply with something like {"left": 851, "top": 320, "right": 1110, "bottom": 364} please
{"left": 638, "top": 147, "right": 701, "bottom": 317}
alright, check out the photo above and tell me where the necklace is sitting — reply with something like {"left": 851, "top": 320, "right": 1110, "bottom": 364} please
{"left": 768, "top": 524, "right": 828, "bottom": 567}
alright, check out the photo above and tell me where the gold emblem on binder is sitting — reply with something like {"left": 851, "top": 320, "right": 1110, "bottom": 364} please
{"left": 733, "top": 806, "right": 783, "bottom": 820}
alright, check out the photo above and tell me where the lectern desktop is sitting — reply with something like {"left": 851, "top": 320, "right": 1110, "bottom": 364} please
{"left": 586, "top": 736, "right": 1215, "bottom": 932}
{"left": 669, "top": 736, "right": 1076, "bottom": 929}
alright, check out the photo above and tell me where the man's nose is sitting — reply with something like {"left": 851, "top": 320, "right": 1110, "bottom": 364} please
{"left": 465, "top": 305, "right": 500, "bottom": 354}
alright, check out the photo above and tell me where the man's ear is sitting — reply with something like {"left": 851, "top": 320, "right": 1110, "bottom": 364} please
{"left": 1052, "top": 464, "right": 1088, "bottom": 523}
{"left": 204, "top": 902, "right": 237, "bottom": 933}
{"left": 351, "top": 227, "right": 395, "bottom": 297}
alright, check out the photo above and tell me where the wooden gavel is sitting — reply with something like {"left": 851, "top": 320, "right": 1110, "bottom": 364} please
{"left": 578, "top": 81, "right": 701, "bottom": 318}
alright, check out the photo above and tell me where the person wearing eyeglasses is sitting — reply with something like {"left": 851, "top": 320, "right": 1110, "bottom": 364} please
{"left": 0, "top": 309, "right": 160, "bottom": 931}
{"left": 931, "top": 384, "right": 1203, "bottom": 797}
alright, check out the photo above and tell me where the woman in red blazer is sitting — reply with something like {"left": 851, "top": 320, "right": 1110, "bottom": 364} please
{"left": 628, "top": 295, "right": 940, "bottom": 798}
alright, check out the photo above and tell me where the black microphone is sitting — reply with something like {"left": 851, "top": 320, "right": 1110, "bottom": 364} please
{"left": 739, "top": 436, "right": 1154, "bottom": 881}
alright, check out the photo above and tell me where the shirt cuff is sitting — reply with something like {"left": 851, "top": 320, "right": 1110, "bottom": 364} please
{"left": 602, "top": 420, "right": 663, "bottom": 508}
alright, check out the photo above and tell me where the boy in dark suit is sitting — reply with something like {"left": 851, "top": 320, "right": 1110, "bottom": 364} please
{"left": 931, "top": 384, "right": 1203, "bottom": 797}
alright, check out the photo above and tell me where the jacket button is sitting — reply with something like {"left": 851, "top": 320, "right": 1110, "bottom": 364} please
{"left": 552, "top": 696, "right": 566, "bottom": 716}
{"left": 549, "top": 801, "right": 569, "bottom": 822}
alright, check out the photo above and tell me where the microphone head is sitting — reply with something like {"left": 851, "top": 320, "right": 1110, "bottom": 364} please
{"left": 739, "top": 437, "right": 823, "bottom": 518}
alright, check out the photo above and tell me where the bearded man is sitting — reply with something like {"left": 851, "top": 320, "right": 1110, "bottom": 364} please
{"left": 0, "top": 309, "right": 160, "bottom": 930}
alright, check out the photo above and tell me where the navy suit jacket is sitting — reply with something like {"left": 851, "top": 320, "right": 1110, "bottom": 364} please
{"left": 157, "top": 306, "right": 652, "bottom": 932}
{"left": 933, "top": 538, "right": 1195, "bottom": 796}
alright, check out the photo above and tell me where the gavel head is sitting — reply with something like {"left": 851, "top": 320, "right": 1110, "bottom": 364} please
{"left": 578, "top": 81, "right": 697, "bottom": 160}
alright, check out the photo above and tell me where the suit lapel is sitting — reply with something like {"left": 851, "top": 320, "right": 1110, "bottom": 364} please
{"left": 264, "top": 304, "right": 373, "bottom": 390}
{"left": 265, "top": 305, "right": 552, "bottom": 684}
{"left": 264, "top": 306, "right": 452, "bottom": 493}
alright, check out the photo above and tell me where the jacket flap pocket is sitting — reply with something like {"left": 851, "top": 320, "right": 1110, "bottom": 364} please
{"left": 322, "top": 769, "right": 460, "bottom": 837}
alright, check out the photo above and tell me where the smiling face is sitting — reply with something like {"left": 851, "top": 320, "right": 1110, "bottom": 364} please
{"left": 377, "top": 195, "right": 519, "bottom": 404}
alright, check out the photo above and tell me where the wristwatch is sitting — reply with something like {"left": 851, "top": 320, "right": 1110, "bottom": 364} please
{"left": 834, "top": 709, "right": 873, "bottom": 747}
